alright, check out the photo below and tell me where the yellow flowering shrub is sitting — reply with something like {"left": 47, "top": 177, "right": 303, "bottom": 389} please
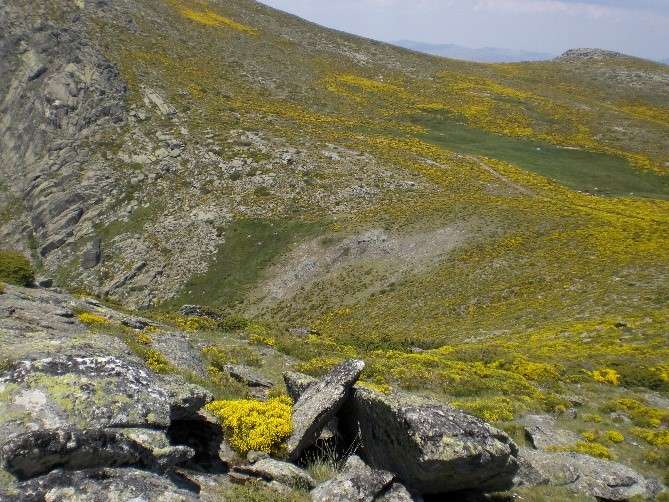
{"left": 144, "top": 349, "right": 172, "bottom": 374}
{"left": 175, "top": 315, "right": 217, "bottom": 332}
{"left": 632, "top": 428, "right": 669, "bottom": 447}
{"left": 589, "top": 368, "right": 620, "bottom": 385}
{"left": 178, "top": 7, "right": 257, "bottom": 35}
{"left": 206, "top": 397, "right": 293, "bottom": 454}
{"left": 77, "top": 312, "right": 112, "bottom": 327}
{"left": 549, "top": 441, "right": 613, "bottom": 460}
{"left": 606, "top": 430, "right": 625, "bottom": 443}
{"left": 452, "top": 396, "right": 515, "bottom": 423}
{"left": 581, "top": 430, "right": 599, "bottom": 442}
{"left": 604, "top": 399, "right": 668, "bottom": 428}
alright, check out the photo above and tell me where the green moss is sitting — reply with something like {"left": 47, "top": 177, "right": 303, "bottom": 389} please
{"left": 0, "top": 249, "right": 34, "bottom": 286}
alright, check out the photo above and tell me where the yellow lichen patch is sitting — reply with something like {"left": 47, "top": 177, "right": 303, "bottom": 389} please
{"left": 178, "top": 7, "right": 257, "bottom": 35}
{"left": 77, "top": 312, "right": 112, "bottom": 327}
{"left": 205, "top": 397, "right": 293, "bottom": 454}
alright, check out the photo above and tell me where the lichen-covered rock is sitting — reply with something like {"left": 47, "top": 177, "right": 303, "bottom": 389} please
{"left": 377, "top": 483, "right": 421, "bottom": 502}
{"left": 516, "top": 447, "right": 658, "bottom": 501}
{"left": 233, "top": 458, "right": 316, "bottom": 490}
{"left": 342, "top": 388, "right": 519, "bottom": 494}
{"left": 8, "top": 467, "right": 198, "bottom": 501}
{"left": 0, "top": 428, "right": 156, "bottom": 480}
{"left": 286, "top": 360, "right": 365, "bottom": 461}
{"left": 311, "top": 455, "right": 394, "bottom": 502}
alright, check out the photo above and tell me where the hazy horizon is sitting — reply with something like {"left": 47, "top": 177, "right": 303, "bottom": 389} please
{"left": 258, "top": 0, "right": 669, "bottom": 61}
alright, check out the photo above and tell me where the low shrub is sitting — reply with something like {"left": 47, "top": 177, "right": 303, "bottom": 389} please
{"left": 606, "top": 430, "right": 625, "bottom": 443}
{"left": 175, "top": 315, "right": 218, "bottom": 332}
{"left": 206, "top": 397, "right": 293, "bottom": 454}
{"left": 549, "top": 441, "right": 613, "bottom": 460}
{"left": 0, "top": 249, "right": 34, "bottom": 286}
{"left": 0, "top": 282, "right": 5, "bottom": 294}
{"left": 203, "top": 345, "right": 262, "bottom": 368}
{"left": 77, "top": 312, "right": 112, "bottom": 327}
{"left": 219, "top": 314, "right": 250, "bottom": 331}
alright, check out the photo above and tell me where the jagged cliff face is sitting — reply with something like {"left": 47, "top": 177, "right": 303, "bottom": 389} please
{"left": 0, "top": 0, "right": 126, "bottom": 289}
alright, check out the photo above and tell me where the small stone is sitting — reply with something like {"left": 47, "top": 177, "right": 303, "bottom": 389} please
{"left": 37, "top": 278, "right": 54, "bottom": 288}
{"left": 310, "top": 455, "right": 394, "bottom": 502}
{"left": 247, "top": 451, "right": 270, "bottom": 464}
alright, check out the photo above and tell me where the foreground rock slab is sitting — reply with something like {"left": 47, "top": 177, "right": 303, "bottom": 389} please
{"left": 6, "top": 467, "right": 198, "bottom": 501}
{"left": 517, "top": 448, "right": 658, "bottom": 501}
{"left": 311, "top": 455, "right": 394, "bottom": 502}
{"left": 343, "top": 388, "right": 519, "bottom": 494}
{"left": 233, "top": 458, "right": 316, "bottom": 490}
{"left": 286, "top": 359, "right": 365, "bottom": 461}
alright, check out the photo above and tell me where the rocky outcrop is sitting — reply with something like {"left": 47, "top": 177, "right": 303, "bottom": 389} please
{"left": 311, "top": 455, "right": 395, "bottom": 502}
{"left": 1, "top": 428, "right": 158, "bottom": 480}
{"left": 286, "top": 359, "right": 365, "bottom": 461}
{"left": 8, "top": 467, "right": 198, "bottom": 502}
{"left": 516, "top": 448, "right": 657, "bottom": 501}
{"left": 343, "top": 388, "right": 519, "bottom": 494}
{"left": 520, "top": 414, "right": 580, "bottom": 449}
{"left": 0, "top": 285, "right": 212, "bottom": 498}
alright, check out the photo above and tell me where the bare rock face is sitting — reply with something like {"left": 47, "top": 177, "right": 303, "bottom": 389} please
{"left": 0, "top": 428, "right": 157, "bottom": 480}
{"left": 311, "top": 455, "right": 395, "bottom": 502}
{"left": 342, "top": 388, "right": 519, "bottom": 494}
{"left": 516, "top": 448, "right": 658, "bottom": 501}
{"left": 286, "top": 360, "right": 365, "bottom": 461}
{"left": 7, "top": 467, "right": 199, "bottom": 502}
{"left": 520, "top": 414, "right": 581, "bottom": 449}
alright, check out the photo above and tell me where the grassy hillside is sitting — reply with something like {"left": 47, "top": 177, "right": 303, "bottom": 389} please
{"left": 8, "top": 0, "right": 669, "bottom": 486}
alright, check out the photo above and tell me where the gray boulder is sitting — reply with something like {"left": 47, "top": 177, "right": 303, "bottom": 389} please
{"left": 286, "top": 360, "right": 365, "bottom": 461}
{"left": 377, "top": 483, "right": 421, "bottom": 502}
{"left": 233, "top": 458, "right": 316, "bottom": 490}
{"left": 311, "top": 455, "right": 394, "bottom": 502}
{"left": 343, "top": 388, "right": 518, "bottom": 494}
{"left": 520, "top": 414, "right": 580, "bottom": 449}
{"left": 516, "top": 447, "right": 658, "bottom": 501}
{"left": 0, "top": 428, "right": 156, "bottom": 480}
{"left": 10, "top": 467, "right": 198, "bottom": 501}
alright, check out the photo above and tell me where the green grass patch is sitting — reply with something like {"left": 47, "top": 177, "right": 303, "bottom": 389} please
{"left": 0, "top": 250, "right": 34, "bottom": 287}
{"left": 415, "top": 112, "right": 669, "bottom": 199}
{"left": 167, "top": 218, "right": 322, "bottom": 308}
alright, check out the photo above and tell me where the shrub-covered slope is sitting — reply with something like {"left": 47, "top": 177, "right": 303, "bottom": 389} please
{"left": 1, "top": 0, "right": 668, "bottom": 487}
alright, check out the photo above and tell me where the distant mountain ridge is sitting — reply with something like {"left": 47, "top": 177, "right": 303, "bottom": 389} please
{"left": 393, "top": 40, "right": 554, "bottom": 63}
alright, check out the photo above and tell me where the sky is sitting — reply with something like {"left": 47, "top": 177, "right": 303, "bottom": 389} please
{"left": 258, "top": 0, "right": 669, "bottom": 61}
